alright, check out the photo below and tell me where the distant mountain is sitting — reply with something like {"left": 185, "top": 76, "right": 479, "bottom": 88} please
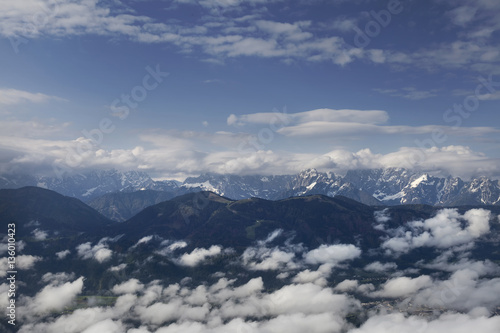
{"left": 87, "top": 190, "right": 176, "bottom": 222}
{"left": 0, "top": 187, "right": 113, "bottom": 235}
{"left": 0, "top": 169, "right": 180, "bottom": 201}
{"left": 1, "top": 168, "right": 500, "bottom": 211}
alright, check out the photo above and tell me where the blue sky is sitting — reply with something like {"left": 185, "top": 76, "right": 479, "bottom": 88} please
{"left": 1, "top": 0, "right": 500, "bottom": 180}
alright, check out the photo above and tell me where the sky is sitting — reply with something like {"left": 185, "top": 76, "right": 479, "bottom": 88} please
{"left": 1, "top": 0, "right": 500, "bottom": 180}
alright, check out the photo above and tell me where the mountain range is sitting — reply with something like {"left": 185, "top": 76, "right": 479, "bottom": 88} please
{"left": 1, "top": 168, "right": 499, "bottom": 221}
{"left": 3, "top": 186, "right": 500, "bottom": 333}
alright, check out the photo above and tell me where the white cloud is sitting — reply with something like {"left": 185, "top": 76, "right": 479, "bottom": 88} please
{"left": 477, "top": 91, "right": 500, "bottom": 100}
{"left": 381, "top": 208, "right": 492, "bottom": 255}
{"left": 364, "top": 261, "right": 398, "bottom": 272}
{"left": 16, "top": 254, "right": 42, "bottom": 269}
{"left": 228, "top": 108, "right": 388, "bottom": 127}
{"left": 410, "top": 269, "right": 500, "bottom": 311}
{"left": 155, "top": 240, "right": 188, "bottom": 256}
{"left": 109, "top": 263, "right": 127, "bottom": 272}
{"left": 370, "top": 275, "right": 433, "bottom": 298}
{"left": 334, "top": 279, "right": 359, "bottom": 292}
{"left": 241, "top": 231, "right": 303, "bottom": 271}
{"left": 112, "top": 278, "right": 144, "bottom": 295}
{"left": 41, "top": 272, "right": 75, "bottom": 285}
{"left": 55, "top": 249, "right": 70, "bottom": 259}
{"left": 374, "top": 87, "right": 438, "bottom": 100}
{"left": 350, "top": 313, "right": 500, "bottom": 333}
{"left": 32, "top": 228, "right": 48, "bottom": 241}
{"left": 1, "top": 254, "right": 43, "bottom": 276}
{"left": 242, "top": 246, "right": 297, "bottom": 271}
{"left": 449, "top": 6, "right": 477, "bottom": 26}
{"left": 76, "top": 238, "right": 113, "bottom": 263}
{"left": 304, "top": 244, "right": 361, "bottom": 265}
{"left": 177, "top": 245, "right": 222, "bottom": 267}
{"left": 2, "top": 123, "right": 499, "bottom": 180}
{"left": 81, "top": 319, "right": 125, "bottom": 333}
{"left": 292, "top": 264, "right": 333, "bottom": 286}
{"left": 0, "top": 88, "right": 65, "bottom": 105}
{"left": 27, "top": 277, "right": 84, "bottom": 315}
{"left": 130, "top": 235, "right": 156, "bottom": 249}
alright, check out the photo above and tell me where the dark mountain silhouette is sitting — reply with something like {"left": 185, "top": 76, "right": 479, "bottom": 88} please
{"left": 0, "top": 186, "right": 113, "bottom": 236}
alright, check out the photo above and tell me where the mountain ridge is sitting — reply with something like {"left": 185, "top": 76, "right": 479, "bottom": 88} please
{"left": 1, "top": 168, "right": 499, "bottom": 222}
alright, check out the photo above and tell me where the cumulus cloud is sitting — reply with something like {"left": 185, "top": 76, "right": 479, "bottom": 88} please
{"left": 350, "top": 312, "right": 500, "bottom": 333}
{"left": 41, "top": 272, "right": 75, "bottom": 285}
{"left": 32, "top": 228, "right": 48, "bottom": 241}
{"left": 112, "top": 278, "right": 144, "bottom": 295}
{"left": 16, "top": 254, "right": 42, "bottom": 269}
{"left": 155, "top": 240, "right": 189, "bottom": 256}
{"left": 370, "top": 275, "right": 433, "bottom": 298}
{"left": 177, "top": 245, "right": 223, "bottom": 267}
{"left": 109, "top": 263, "right": 127, "bottom": 272}
{"left": 382, "top": 208, "right": 492, "bottom": 255}
{"left": 15, "top": 271, "right": 360, "bottom": 333}
{"left": 364, "top": 261, "right": 398, "bottom": 272}
{"left": 76, "top": 238, "right": 113, "bottom": 263}
{"left": 0, "top": 254, "right": 42, "bottom": 277}
{"left": 292, "top": 264, "right": 333, "bottom": 286}
{"left": 24, "top": 277, "right": 84, "bottom": 315}
{"left": 334, "top": 279, "right": 359, "bottom": 292}
{"left": 55, "top": 249, "right": 71, "bottom": 259}
{"left": 304, "top": 244, "right": 362, "bottom": 265}
{"left": 411, "top": 269, "right": 500, "bottom": 311}
{"left": 241, "top": 230, "right": 305, "bottom": 271}
{"left": 242, "top": 246, "right": 297, "bottom": 271}
{"left": 2, "top": 115, "right": 499, "bottom": 180}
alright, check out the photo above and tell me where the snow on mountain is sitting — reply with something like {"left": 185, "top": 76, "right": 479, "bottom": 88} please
{"left": 1, "top": 168, "right": 500, "bottom": 206}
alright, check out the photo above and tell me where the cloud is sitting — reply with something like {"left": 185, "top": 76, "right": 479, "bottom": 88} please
{"left": 334, "top": 279, "right": 359, "bottom": 292}
{"left": 1, "top": 254, "right": 44, "bottom": 277}
{"left": 242, "top": 246, "right": 297, "bottom": 271}
{"left": 0, "top": 88, "right": 65, "bottom": 105}
{"left": 0, "top": 0, "right": 498, "bottom": 76}
{"left": 292, "top": 264, "right": 333, "bottom": 286}
{"left": 76, "top": 238, "right": 113, "bottom": 263}
{"left": 477, "top": 90, "right": 500, "bottom": 100}
{"left": 112, "top": 278, "right": 144, "bottom": 295}
{"left": 370, "top": 275, "right": 433, "bottom": 298}
{"left": 177, "top": 245, "right": 223, "bottom": 267}
{"left": 109, "top": 263, "right": 127, "bottom": 272}
{"left": 446, "top": 6, "right": 478, "bottom": 26}
{"left": 26, "top": 277, "right": 84, "bottom": 315}
{"left": 228, "top": 108, "right": 497, "bottom": 140}
{"left": 81, "top": 319, "right": 125, "bottom": 333}
{"left": 278, "top": 122, "right": 497, "bottom": 138}
{"left": 155, "top": 240, "right": 188, "bottom": 256}
{"left": 241, "top": 230, "right": 303, "bottom": 271}
{"left": 381, "top": 208, "right": 492, "bottom": 255}
{"left": 374, "top": 87, "right": 438, "bottom": 100}
{"left": 32, "top": 228, "right": 48, "bottom": 241}
{"left": 411, "top": 269, "right": 500, "bottom": 311}
{"left": 364, "top": 261, "right": 398, "bottom": 272}
{"left": 2, "top": 126, "right": 499, "bottom": 180}
{"left": 55, "top": 249, "right": 71, "bottom": 259}
{"left": 350, "top": 313, "right": 500, "bottom": 333}
{"left": 41, "top": 272, "right": 75, "bottom": 285}
{"left": 130, "top": 235, "right": 156, "bottom": 249}
{"left": 228, "top": 108, "right": 388, "bottom": 127}
{"left": 304, "top": 244, "right": 361, "bottom": 265}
